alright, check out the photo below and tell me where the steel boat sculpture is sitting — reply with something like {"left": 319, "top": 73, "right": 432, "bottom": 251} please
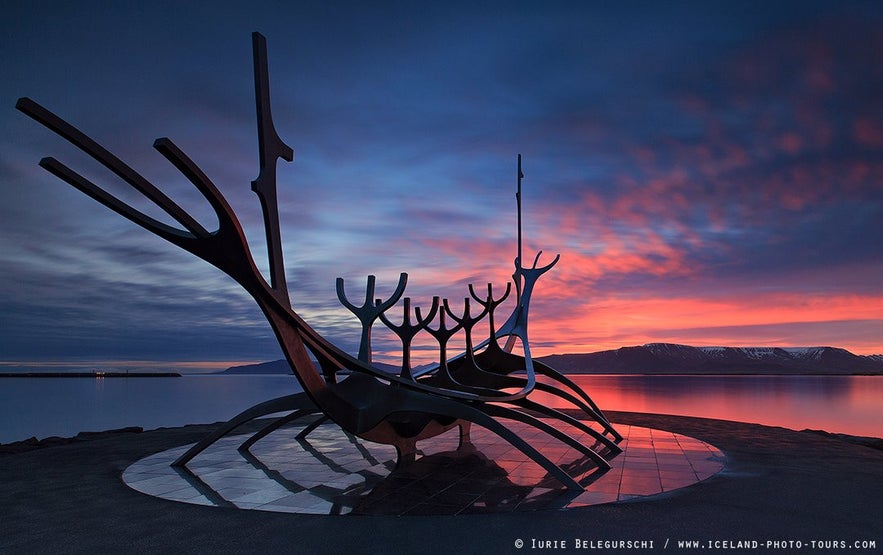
{"left": 17, "top": 33, "right": 620, "bottom": 491}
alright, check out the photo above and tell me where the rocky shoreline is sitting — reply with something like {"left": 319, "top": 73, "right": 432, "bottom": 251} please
{"left": 0, "top": 426, "right": 146, "bottom": 455}
{"left": 3, "top": 418, "right": 881, "bottom": 456}
{"left": 3, "top": 412, "right": 882, "bottom": 553}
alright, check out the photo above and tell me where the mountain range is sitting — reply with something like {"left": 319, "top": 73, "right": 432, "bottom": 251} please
{"left": 540, "top": 343, "right": 883, "bottom": 375}
{"left": 220, "top": 343, "right": 883, "bottom": 376}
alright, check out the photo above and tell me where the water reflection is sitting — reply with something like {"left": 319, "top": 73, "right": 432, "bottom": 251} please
{"left": 532, "top": 375, "right": 883, "bottom": 437}
{"left": 1, "top": 374, "right": 881, "bottom": 444}
{"left": 0, "top": 375, "right": 303, "bottom": 443}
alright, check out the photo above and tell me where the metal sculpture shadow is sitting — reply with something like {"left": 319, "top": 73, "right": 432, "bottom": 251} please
{"left": 17, "top": 32, "right": 619, "bottom": 491}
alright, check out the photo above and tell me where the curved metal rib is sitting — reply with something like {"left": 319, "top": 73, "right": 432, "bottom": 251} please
{"left": 443, "top": 296, "right": 489, "bottom": 372}
{"left": 417, "top": 298, "right": 462, "bottom": 383}
{"left": 377, "top": 297, "right": 437, "bottom": 379}
{"left": 532, "top": 359, "right": 621, "bottom": 439}
{"left": 512, "top": 398, "right": 621, "bottom": 454}
{"left": 238, "top": 410, "right": 322, "bottom": 452}
{"left": 500, "top": 250, "right": 560, "bottom": 343}
{"left": 480, "top": 403, "right": 611, "bottom": 471}
{"left": 15, "top": 97, "right": 208, "bottom": 238}
{"left": 172, "top": 393, "right": 312, "bottom": 467}
{"left": 337, "top": 273, "right": 408, "bottom": 363}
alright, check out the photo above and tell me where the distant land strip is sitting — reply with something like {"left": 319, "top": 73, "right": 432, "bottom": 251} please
{"left": 0, "top": 372, "right": 181, "bottom": 378}
{"left": 219, "top": 343, "right": 883, "bottom": 376}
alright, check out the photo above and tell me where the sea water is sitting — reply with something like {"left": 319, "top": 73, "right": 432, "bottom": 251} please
{"left": 1, "top": 374, "right": 881, "bottom": 444}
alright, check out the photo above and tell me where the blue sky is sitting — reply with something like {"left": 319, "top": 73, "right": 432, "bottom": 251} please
{"left": 2, "top": 1, "right": 882, "bottom": 371}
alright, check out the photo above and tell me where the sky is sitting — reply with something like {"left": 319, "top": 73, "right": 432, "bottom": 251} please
{"left": 1, "top": 1, "right": 882, "bottom": 372}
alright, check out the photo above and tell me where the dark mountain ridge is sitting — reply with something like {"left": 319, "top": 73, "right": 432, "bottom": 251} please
{"left": 540, "top": 343, "right": 883, "bottom": 375}
{"left": 220, "top": 343, "right": 883, "bottom": 376}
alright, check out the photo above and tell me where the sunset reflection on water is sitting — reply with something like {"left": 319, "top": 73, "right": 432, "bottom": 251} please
{"left": 531, "top": 375, "right": 883, "bottom": 438}
{"left": 2, "top": 374, "right": 880, "bottom": 445}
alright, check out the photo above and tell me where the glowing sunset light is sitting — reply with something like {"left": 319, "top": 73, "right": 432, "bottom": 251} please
{"left": 528, "top": 375, "right": 883, "bottom": 437}
{"left": 2, "top": 2, "right": 881, "bottom": 368}
{"left": 526, "top": 293, "right": 883, "bottom": 356}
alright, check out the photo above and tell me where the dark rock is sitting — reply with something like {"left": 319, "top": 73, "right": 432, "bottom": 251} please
{"left": 801, "top": 429, "right": 883, "bottom": 452}
{"left": 75, "top": 427, "right": 143, "bottom": 440}
{"left": 0, "top": 437, "right": 40, "bottom": 455}
{"left": 0, "top": 427, "right": 144, "bottom": 455}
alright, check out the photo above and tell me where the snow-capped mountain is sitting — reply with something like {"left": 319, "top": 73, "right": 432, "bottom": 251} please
{"left": 224, "top": 344, "right": 883, "bottom": 375}
{"left": 539, "top": 343, "right": 883, "bottom": 375}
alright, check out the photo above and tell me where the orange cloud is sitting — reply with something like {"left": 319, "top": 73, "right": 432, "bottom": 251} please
{"left": 527, "top": 292, "right": 883, "bottom": 356}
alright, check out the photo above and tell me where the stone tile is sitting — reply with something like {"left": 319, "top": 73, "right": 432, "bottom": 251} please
{"left": 260, "top": 490, "right": 327, "bottom": 509}
{"left": 126, "top": 475, "right": 192, "bottom": 496}
{"left": 122, "top": 420, "right": 724, "bottom": 515}
{"left": 229, "top": 488, "right": 292, "bottom": 505}
{"left": 569, "top": 490, "right": 620, "bottom": 506}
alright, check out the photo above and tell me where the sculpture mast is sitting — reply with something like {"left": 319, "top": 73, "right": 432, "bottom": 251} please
{"left": 515, "top": 153, "right": 524, "bottom": 302}
{"left": 503, "top": 154, "right": 525, "bottom": 352}
{"left": 499, "top": 152, "right": 559, "bottom": 348}
{"left": 251, "top": 32, "right": 294, "bottom": 306}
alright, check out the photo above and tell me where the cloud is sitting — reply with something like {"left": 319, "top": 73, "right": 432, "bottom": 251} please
{"left": 2, "top": 2, "right": 882, "bottom": 367}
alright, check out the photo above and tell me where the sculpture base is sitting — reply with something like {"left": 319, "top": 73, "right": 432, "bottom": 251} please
{"left": 123, "top": 418, "right": 724, "bottom": 515}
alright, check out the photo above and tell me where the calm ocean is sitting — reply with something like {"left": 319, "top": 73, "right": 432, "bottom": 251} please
{"left": 1, "top": 374, "right": 881, "bottom": 444}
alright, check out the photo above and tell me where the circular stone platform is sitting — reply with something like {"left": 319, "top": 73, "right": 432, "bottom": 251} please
{"left": 123, "top": 419, "right": 724, "bottom": 515}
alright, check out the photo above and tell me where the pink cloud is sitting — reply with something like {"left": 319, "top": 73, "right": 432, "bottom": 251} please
{"left": 525, "top": 292, "right": 883, "bottom": 356}
{"left": 853, "top": 118, "right": 883, "bottom": 148}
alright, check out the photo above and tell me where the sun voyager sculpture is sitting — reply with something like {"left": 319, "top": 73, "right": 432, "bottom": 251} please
{"left": 17, "top": 33, "right": 621, "bottom": 491}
